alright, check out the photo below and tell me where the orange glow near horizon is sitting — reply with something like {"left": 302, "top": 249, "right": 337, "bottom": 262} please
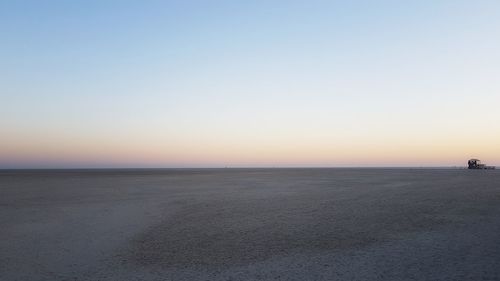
{"left": 2, "top": 126, "right": 499, "bottom": 167}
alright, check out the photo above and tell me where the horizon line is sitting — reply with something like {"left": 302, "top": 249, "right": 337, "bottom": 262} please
{"left": 0, "top": 166, "right": 480, "bottom": 171}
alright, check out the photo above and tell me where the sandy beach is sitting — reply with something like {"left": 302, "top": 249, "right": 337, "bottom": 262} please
{"left": 1, "top": 168, "right": 500, "bottom": 280}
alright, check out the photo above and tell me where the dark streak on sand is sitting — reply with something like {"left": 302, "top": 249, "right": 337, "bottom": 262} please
{"left": 1, "top": 169, "right": 500, "bottom": 280}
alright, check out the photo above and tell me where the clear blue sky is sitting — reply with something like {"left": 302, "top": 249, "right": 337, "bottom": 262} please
{"left": 1, "top": 1, "right": 500, "bottom": 168}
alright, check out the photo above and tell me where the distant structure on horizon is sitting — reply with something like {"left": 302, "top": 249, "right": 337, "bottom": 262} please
{"left": 468, "top": 159, "right": 495, "bottom": 170}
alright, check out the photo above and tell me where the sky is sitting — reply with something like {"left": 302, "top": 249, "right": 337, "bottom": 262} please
{"left": 1, "top": 0, "right": 500, "bottom": 168}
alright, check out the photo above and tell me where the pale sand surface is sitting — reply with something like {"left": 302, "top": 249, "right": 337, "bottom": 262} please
{"left": 1, "top": 168, "right": 500, "bottom": 280}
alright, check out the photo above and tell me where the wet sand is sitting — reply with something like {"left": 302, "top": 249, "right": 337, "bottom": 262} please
{"left": 1, "top": 168, "right": 500, "bottom": 280}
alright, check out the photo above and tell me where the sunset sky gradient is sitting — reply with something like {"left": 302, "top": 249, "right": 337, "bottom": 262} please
{"left": 1, "top": 0, "right": 500, "bottom": 168}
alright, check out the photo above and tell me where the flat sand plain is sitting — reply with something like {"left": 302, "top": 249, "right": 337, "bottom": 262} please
{"left": 1, "top": 168, "right": 500, "bottom": 280}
